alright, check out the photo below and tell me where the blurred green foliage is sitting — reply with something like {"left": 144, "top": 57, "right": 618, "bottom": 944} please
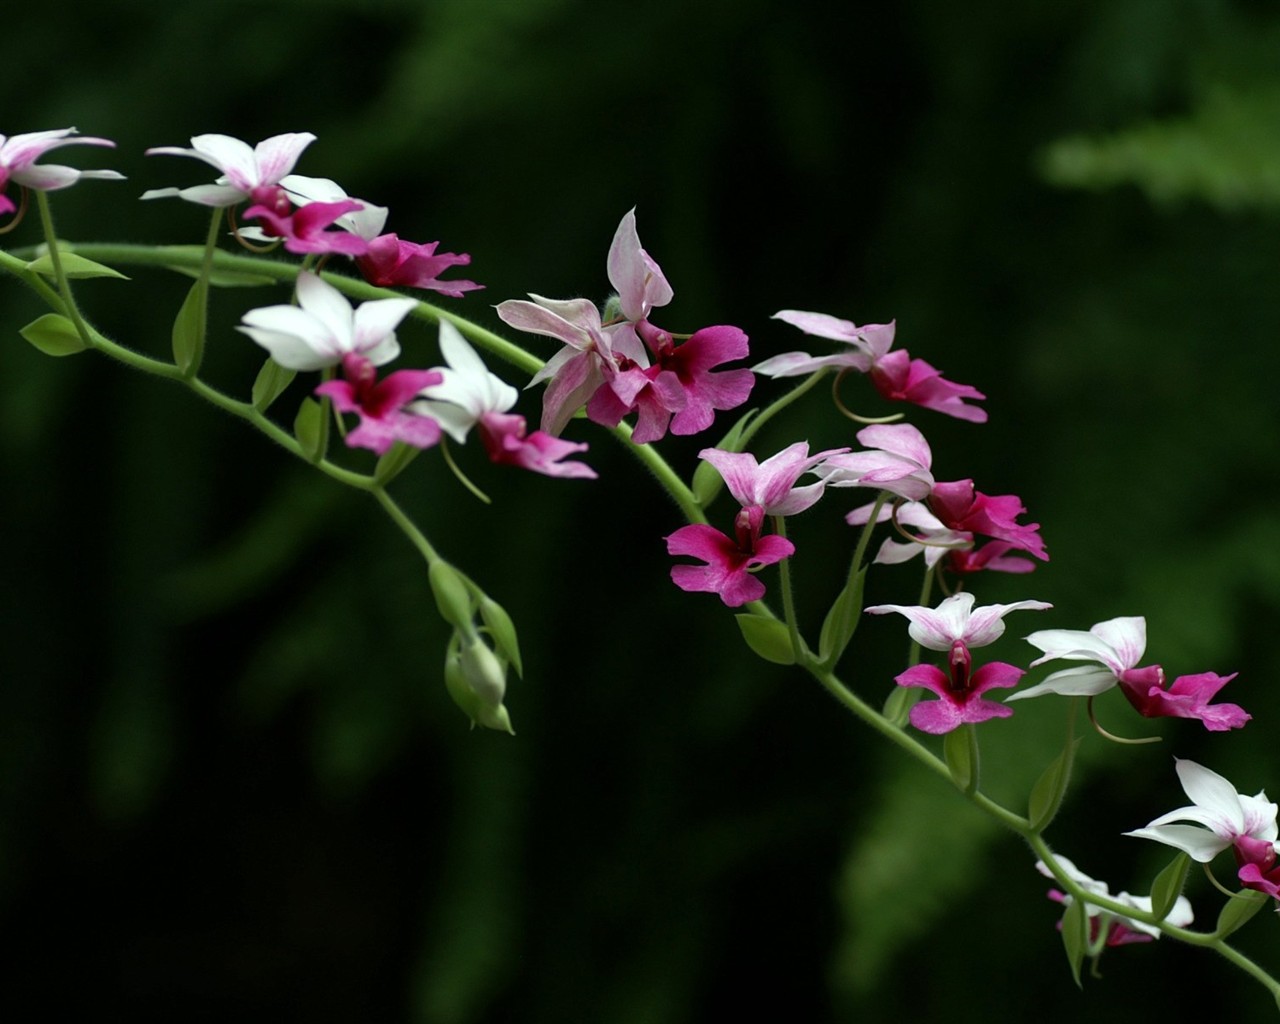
{"left": 5, "top": 0, "right": 1280, "bottom": 1021}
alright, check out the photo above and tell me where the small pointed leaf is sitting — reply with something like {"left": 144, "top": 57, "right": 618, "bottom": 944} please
{"left": 19, "top": 313, "right": 86, "bottom": 356}
{"left": 293, "top": 397, "right": 324, "bottom": 461}
{"left": 251, "top": 357, "right": 296, "bottom": 411}
{"left": 26, "top": 252, "right": 129, "bottom": 280}
{"left": 735, "top": 613, "right": 796, "bottom": 665}
{"left": 1027, "top": 738, "right": 1081, "bottom": 833}
{"left": 1215, "top": 889, "right": 1268, "bottom": 939}
{"left": 171, "top": 281, "right": 204, "bottom": 374}
{"left": 1060, "top": 896, "right": 1088, "bottom": 988}
{"left": 374, "top": 441, "right": 421, "bottom": 486}
{"left": 819, "top": 566, "right": 866, "bottom": 666}
{"left": 943, "top": 726, "right": 975, "bottom": 791}
{"left": 1149, "top": 852, "right": 1191, "bottom": 922}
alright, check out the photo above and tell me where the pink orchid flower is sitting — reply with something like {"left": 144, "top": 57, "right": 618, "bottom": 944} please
{"left": 496, "top": 293, "right": 648, "bottom": 436}
{"left": 0, "top": 128, "right": 124, "bottom": 215}
{"left": 666, "top": 505, "right": 794, "bottom": 607}
{"left": 586, "top": 324, "right": 755, "bottom": 444}
{"left": 142, "top": 132, "right": 316, "bottom": 208}
{"left": 500, "top": 209, "right": 750, "bottom": 441}
{"left": 241, "top": 198, "right": 371, "bottom": 256}
{"left": 314, "top": 354, "right": 442, "bottom": 455}
{"left": 927, "top": 479, "right": 1048, "bottom": 561}
{"left": 866, "top": 592, "right": 1051, "bottom": 733}
{"left": 818, "top": 423, "right": 936, "bottom": 502}
{"left": 278, "top": 175, "right": 482, "bottom": 296}
{"left": 699, "top": 442, "right": 850, "bottom": 517}
{"left": 413, "top": 322, "right": 595, "bottom": 479}
{"left": 757, "top": 311, "right": 986, "bottom": 422}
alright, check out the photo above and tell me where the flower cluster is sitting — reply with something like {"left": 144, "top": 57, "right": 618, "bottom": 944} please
{"left": 496, "top": 210, "right": 755, "bottom": 442}
{"left": 14, "top": 124, "right": 1280, "bottom": 995}
{"left": 143, "top": 132, "right": 480, "bottom": 295}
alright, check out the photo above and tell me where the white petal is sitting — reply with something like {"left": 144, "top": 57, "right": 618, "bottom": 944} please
{"left": 1004, "top": 665, "right": 1117, "bottom": 701}
{"left": 1124, "top": 823, "right": 1231, "bottom": 863}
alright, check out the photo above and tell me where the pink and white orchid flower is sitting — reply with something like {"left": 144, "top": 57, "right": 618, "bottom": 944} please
{"left": 1126, "top": 759, "right": 1280, "bottom": 899}
{"left": 818, "top": 422, "right": 936, "bottom": 502}
{"left": 666, "top": 505, "right": 794, "bottom": 608}
{"left": 1007, "top": 616, "right": 1249, "bottom": 730}
{"left": 413, "top": 322, "right": 595, "bottom": 479}
{"left": 0, "top": 128, "right": 124, "bottom": 215}
{"left": 866, "top": 592, "right": 1051, "bottom": 733}
{"left": 698, "top": 442, "right": 850, "bottom": 517}
{"left": 141, "top": 132, "right": 316, "bottom": 207}
{"left": 756, "top": 311, "right": 987, "bottom": 422}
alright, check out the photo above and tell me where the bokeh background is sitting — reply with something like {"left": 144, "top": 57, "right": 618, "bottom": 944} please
{"left": 5, "top": 1, "right": 1280, "bottom": 1020}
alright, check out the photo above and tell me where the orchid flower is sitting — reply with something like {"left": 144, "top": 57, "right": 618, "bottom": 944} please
{"left": 1006, "top": 616, "right": 1249, "bottom": 730}
{"left": 865, "top": 592, "right": 1051, "bottom": 733}
{"left": 926, "top": 479, "right": 1047, "bottom": 560}
{"left": 314, "top": 354, "right": 443, "bottom": 455}
{"left": 1126, "top": 759, "right": 1280, "bottom": 898}
{"left": 412, "top": 322, "right": 595, "bottom": 478}
{"left": 666, "top": 505, "right": 794, "bottom": 607}
{"left": 818, "top": 423, "right": 936, "bottom": 501}
{"left": 241, "top": 199, "right": 371, "bottom": 256}
{"left": 237, "top": 272, "right": 416, "bottom": 371}
{"left": 607, "top": 207, "right": 673, "bottom": 323}
{"left": 278, "top": 174, "right": 482, "bottom": 296}
{"left": 141, "top": 132, "right": 316, "bottom": 207}
{"left": 496, "top": 293, "right": 648, "bottom": 436}
{"left": 0, "top": 128, "right": 124, "bottom": 215}
{"left": 698, "top": 442, "right": 850, "bottom": 517}
{"left": 756, "top": 311, "right": 987, "bottom": 422}
{"left": 585, "top": 324, "right": 755, "bottom": 444}
{"left": 1035, "top": 855, "right": 1193, "bottom": 946}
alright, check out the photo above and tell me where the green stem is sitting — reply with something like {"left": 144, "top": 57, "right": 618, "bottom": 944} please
{"left": 737, "top": 370, "right": 828, "bottom": 450}
{"left": 34, "top": 192, "right": 95, "bottom": 348}
{"left": 68, "top": 242, "right": 542, "bottom": 377}
{"left": 772, "top": 515, "right": 807, "bottom": 661}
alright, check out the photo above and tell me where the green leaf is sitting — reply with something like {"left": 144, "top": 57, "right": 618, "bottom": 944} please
{"left": 1060, "top": 896, "right": 1088, "bottom": 988}
{"left": 170, "top": 281, "right": 204, "bottom": 374}
{"left": 374, "top": 441, "right": 421, "bottom": 486}
{"left": 19, "top": 313, "right": 87, "bottom": 357}
{"left": 293, "top": 397, "right": 324, "bottom": 461}
{"left": 1214, "top": 888, "right": 1268, "bottom": 939}
{"left": 881, "top": 684, "right": 920, "bottom": 727}
{"left": 818, "top": 566, "right": 866, "bottom": 666}
{"left": 26, "top": 252, "right": 129, "bottom": 280}
{"left": 477, "top": 595, "right": 522, "bottom": 678}
{"left": 734, "top": 613, "right": 796, "bottom": 665}
{"left": 942, "top": 726, "right": 975, "bottom": 792}
{"left": 1027, "top": 737, "right": 1081, "bottom": 832}
{"left": 251, "top": 356, "right": 296, "bottom": 412}
{"left": 1148, "top": 852, "right": 1191, "bottom": 923}
{"left": 691, "top": 407, "right": 757, "bottom": 507}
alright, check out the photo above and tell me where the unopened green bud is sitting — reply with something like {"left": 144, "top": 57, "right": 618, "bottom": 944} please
{"left": 458, "top": 637, "right": 507, "bottom": 708}
{"left": 443, "top": 635, "right": 514, "bottom": 734}
{"left": 429, "top": 561, "right": 475, "bottom": 635}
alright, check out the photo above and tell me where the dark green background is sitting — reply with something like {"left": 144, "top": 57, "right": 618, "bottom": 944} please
{"left": 4, "top": 1, "right": 1280, "bottom": 1020}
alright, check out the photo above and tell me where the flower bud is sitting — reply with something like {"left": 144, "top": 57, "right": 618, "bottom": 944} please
{"left": 443, "top": 634, "right": 514, "bottom": 734}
